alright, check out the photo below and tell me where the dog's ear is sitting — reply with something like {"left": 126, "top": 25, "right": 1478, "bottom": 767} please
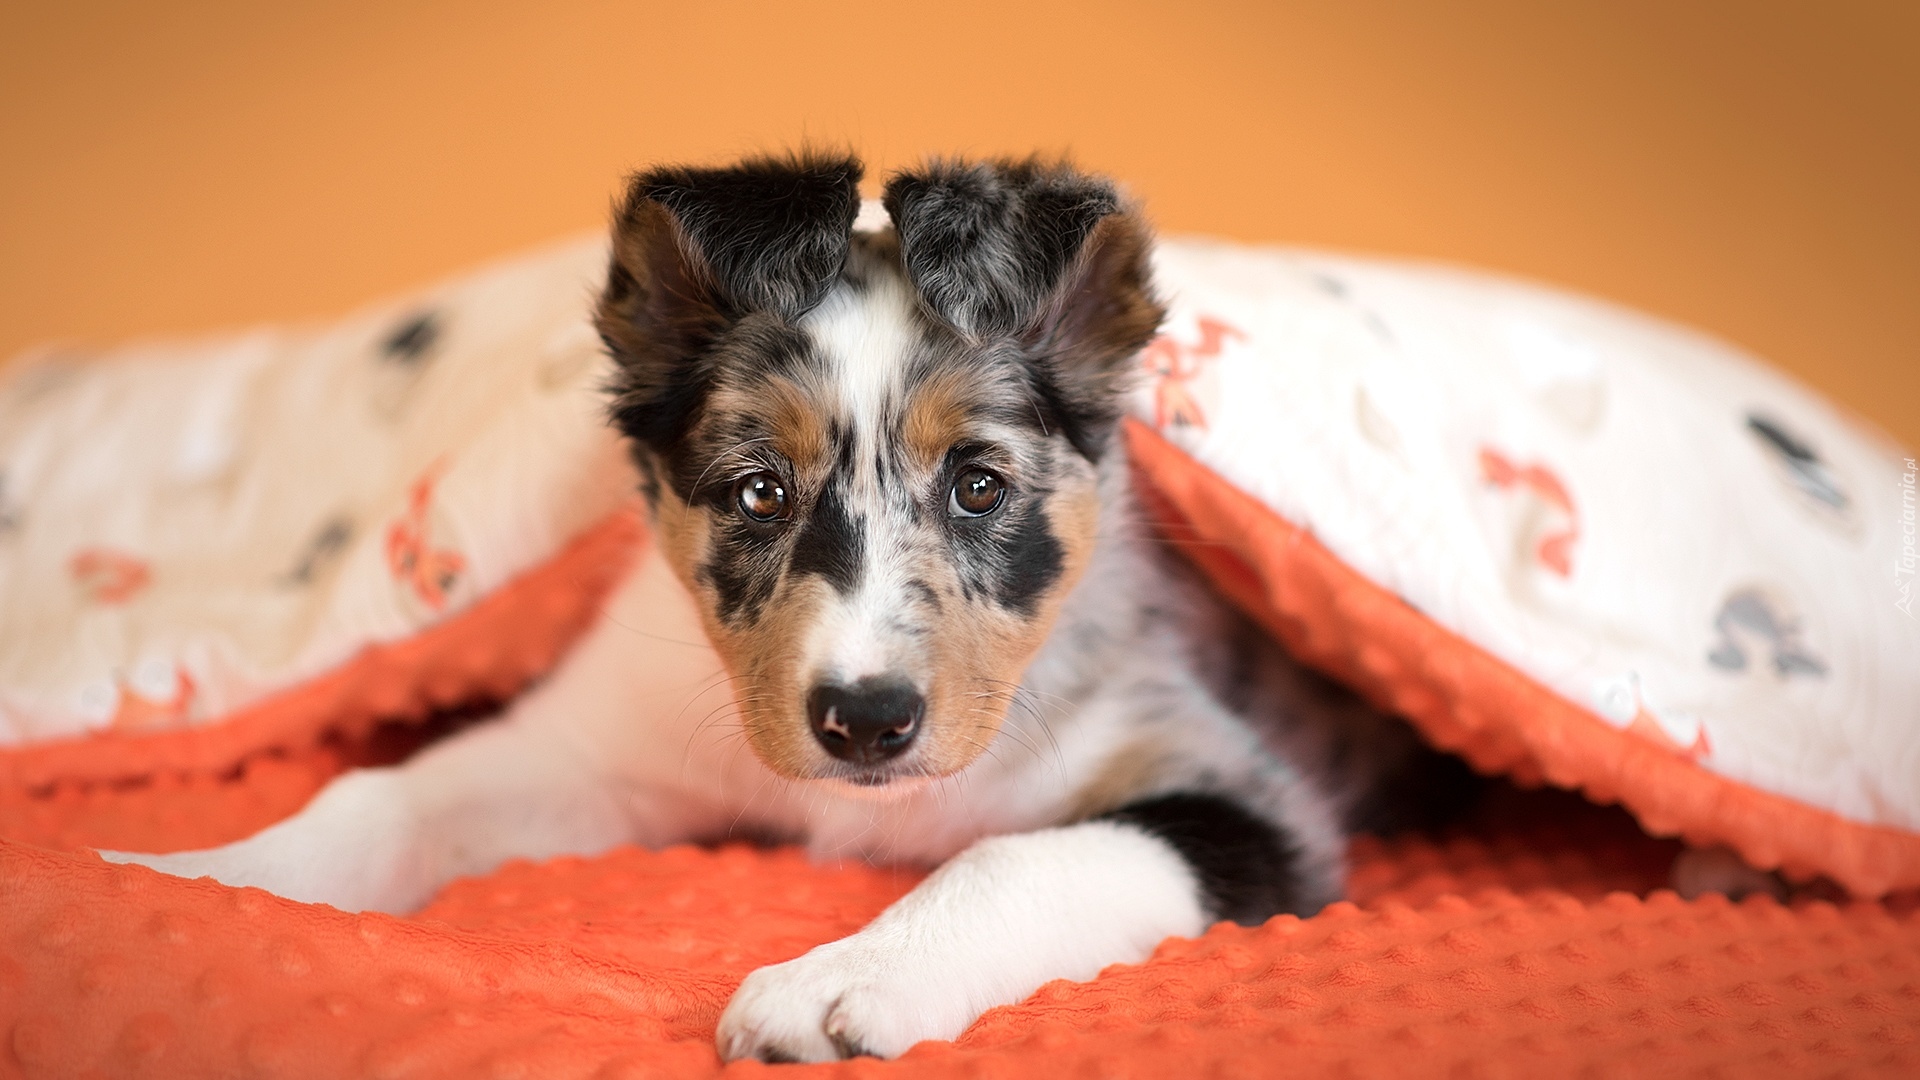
{"left": 884, "top": 159, "right": 1163, "bottom": 458}
{"left": 597, "top": 152, "right": 863, "bottom": 450}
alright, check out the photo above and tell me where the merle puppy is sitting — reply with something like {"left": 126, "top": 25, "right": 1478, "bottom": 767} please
{"left": 111, "top": 153, "right": 1464, "bottom": 1063}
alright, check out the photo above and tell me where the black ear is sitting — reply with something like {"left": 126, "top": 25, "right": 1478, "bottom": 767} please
{"left": 596, "top": 152, "right": 863, "bottom": 451}
{"left": 884, "top": 159, "right": 1163, "bottom": 458}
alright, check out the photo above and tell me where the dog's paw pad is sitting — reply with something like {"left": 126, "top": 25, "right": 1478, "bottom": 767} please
{"left": 716, "top": 946, "right": 957, "bottom": 1063}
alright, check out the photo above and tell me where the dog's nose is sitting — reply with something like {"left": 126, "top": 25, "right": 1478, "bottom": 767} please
{"left": 807, "top": 678, "right": 923, "bottom": 764}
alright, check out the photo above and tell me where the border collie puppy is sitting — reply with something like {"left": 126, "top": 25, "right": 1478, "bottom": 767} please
{"left": 111, "top": 154, "right": 1464, "bottom": 1063}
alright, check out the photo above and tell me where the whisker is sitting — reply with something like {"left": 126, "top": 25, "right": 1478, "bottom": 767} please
{"left": 971, "top": 682, "right": 1071, "bottom": 781}
{"left": 686, "top": 436, "right": 775, "bottom": 511}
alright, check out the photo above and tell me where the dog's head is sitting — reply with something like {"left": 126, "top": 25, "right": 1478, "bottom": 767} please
{"left": 596, "top": 152, "right": 1162, "bottom": 790}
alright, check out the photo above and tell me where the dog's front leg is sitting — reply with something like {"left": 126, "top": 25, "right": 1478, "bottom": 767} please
{"left": 100, "top": 713, "right": 637, "bottom": 913}
{"left": 716, "top": 818, "right": 1212, "bottom": 1062}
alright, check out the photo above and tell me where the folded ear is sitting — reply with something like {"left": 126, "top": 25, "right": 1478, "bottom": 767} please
{"left": 597, "top": 152, "right": 863, "bottom": 450}
{"left": 884, "top": 159, "right": 1163, "bottom": 458}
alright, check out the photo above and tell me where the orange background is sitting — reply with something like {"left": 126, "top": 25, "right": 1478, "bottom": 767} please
{"left": 2, "top": 1, "right": 1914, "bottom": 449}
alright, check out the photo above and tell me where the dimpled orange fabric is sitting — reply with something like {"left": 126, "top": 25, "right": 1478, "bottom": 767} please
{"left": 4, "top": 780, "right": 1919, "bottom": 1077}
{"left": 5, "top": 455, "right": 1920, "bottom": 1076}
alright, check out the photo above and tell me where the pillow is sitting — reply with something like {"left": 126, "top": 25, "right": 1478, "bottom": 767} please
{"left": 1126, "top": 239, "right": 1919, "bottom": 896}
{"left": 0, "top": 237, "right": 642, "bottom": 790}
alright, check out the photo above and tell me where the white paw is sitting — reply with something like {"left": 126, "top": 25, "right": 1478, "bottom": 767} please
{"left": 716, "top": 939, "right": 972, "bottom": 1063}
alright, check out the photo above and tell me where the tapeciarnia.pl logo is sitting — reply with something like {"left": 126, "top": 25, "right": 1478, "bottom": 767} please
{"left": 1899, "top": 457, "right": 1916, "bottom": 618}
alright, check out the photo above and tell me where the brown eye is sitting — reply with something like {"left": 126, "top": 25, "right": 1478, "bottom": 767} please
{"left": 736, "top": 472, "right": 788, "bottom": 522}
{"left": 949, "top": 467, "right": 1005, "bottom": 518}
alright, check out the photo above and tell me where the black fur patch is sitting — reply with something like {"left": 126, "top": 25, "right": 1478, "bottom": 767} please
{"left": 640, "top": 155, "right": 863, "bottom": 320}
{"left": 1100, "top": 793, "right": 1308, "bottom": 926}
{"left": 905, "top": 578, "right": 942, "bottom": 613}
{"left": 788, "top": 481, "right": 865, "bottom": 595}
{"left": 700, "top": 523, "right": 787, "bottom": 626}
{"left": 652, "top": 324, "right": 816, "bottom": 505}
{"left": 597, "top": 152, "right": 862, "bottom": 467}
{"left": 981, "top": 491, "right": 1064, "bottom": 616}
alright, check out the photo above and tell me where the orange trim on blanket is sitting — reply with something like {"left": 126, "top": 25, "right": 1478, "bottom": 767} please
{"left": 1123, "top": 419, "right": 1920, "bottom": 898}
{"left": 0, "top": 507, "right": 647, "bottom": 792}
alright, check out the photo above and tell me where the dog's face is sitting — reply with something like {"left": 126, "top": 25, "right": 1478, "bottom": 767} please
{"left": 596, "top": 155, "right": 1162, "bottom": 789}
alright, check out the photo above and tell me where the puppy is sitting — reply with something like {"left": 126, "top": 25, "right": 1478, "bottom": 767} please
{"left": 109, "top": 153, "right": 1466, "bottom": 1063}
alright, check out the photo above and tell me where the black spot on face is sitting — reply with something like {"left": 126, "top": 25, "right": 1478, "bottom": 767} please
{"left": 988, "top": 493, "right": 1063, "bottom": 615}
{"left": 382, "top": 312, "right": 438, "bottom": 362}
{"left": 616, "top": 359, "right": 718, "bottom": 472}
{"left": 946, "top": 475, "right": 1064, "bottom": 617}
{"left": 788, "top": 481, "right": 865, "bottom": 595}
{"left": 701, "top": 525, "right": 785, "bottom": 625}
{"left": 905, "top": 578, "right": 942, "bottom": 613}
{"left": 833, "top": 424, "right": 856, "bottom": 474}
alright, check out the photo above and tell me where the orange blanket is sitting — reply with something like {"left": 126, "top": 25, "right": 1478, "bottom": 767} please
{"left": 3, "top": 737, "right": 1916, "bottom": 1078}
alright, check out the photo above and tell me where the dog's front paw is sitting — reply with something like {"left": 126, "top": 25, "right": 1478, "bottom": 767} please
{"left": 716, "top": 940, "right": 969, "bottom": 1063}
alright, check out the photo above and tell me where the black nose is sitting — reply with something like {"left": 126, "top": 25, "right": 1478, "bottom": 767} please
{"left": 807, "top": 678, "right": 924, "bottom": 764}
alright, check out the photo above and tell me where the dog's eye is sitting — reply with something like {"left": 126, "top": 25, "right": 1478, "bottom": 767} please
{"left": 736, "top": 472, "right": 789, "bottom": 522}
{"left": 949, "top": 468, "right": 1006, "bottom": 518}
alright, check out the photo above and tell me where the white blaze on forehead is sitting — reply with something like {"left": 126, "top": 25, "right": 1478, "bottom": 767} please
{"left": 800, "top": 271, "right": 922, "bottom": 470}
{"left": 795, "top": 270, "right": 930, "bottom": 690}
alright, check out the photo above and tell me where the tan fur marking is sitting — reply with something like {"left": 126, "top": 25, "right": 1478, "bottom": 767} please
{"left": 642, "top": 451, "right": 706, "bottom": 580}
{"left": 900, "top": 369, "right": 975, "bottom": 469}
{"left": 1048, "top": 482, "right": 1101, "bottom": 592}
{"left": 763, "top": 376, "right": 830, "bottom": 474}
{"left": 726, "top": 574, "right": 837, "bottom": 777}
